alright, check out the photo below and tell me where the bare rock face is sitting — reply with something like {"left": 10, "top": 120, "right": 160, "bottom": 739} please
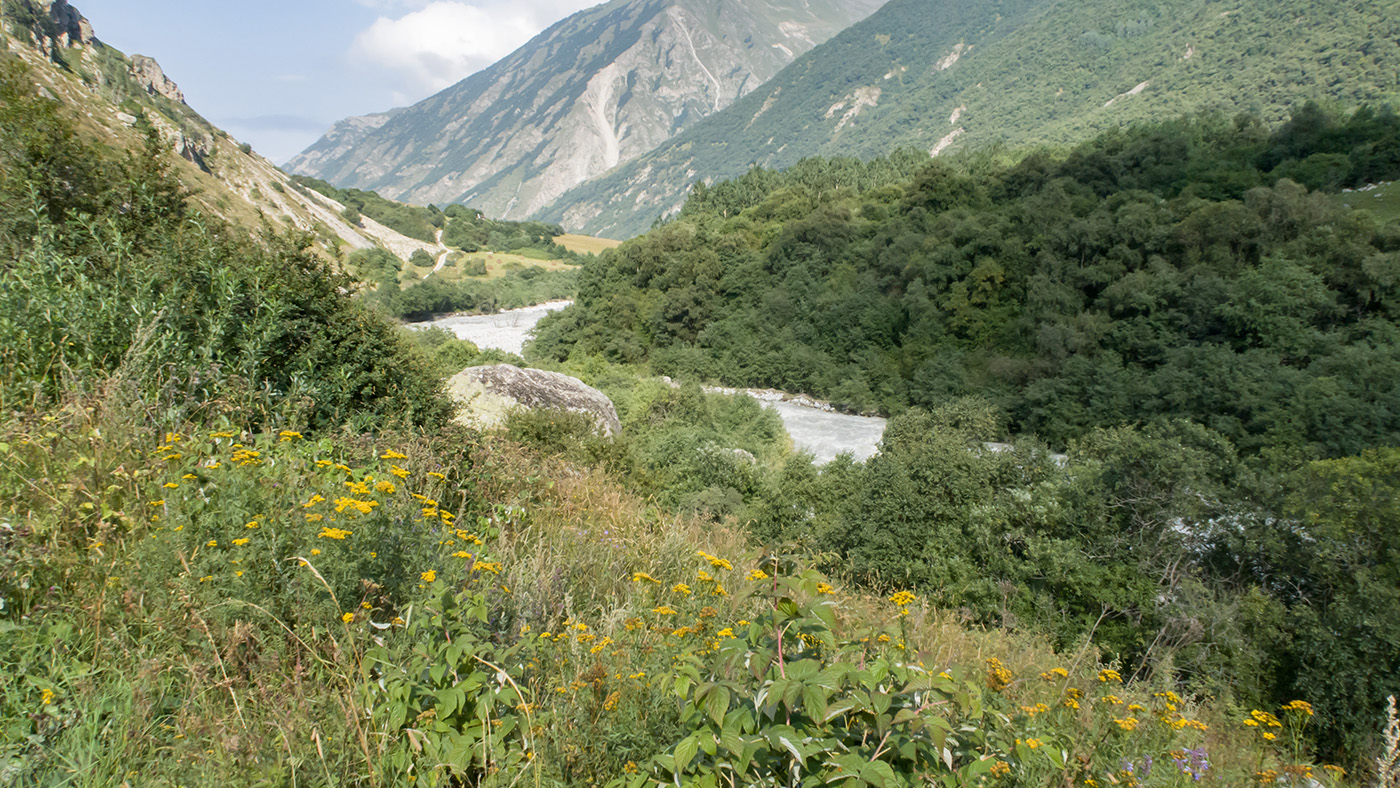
{"left": 287, "top": 0, "right": 885, "bottom": 223}
{"left": 446, "top": 364, "right": 621, "bottom": 436}
{"left": 39, "top": 0, "right": 93, "bottom": 49}
{"left": 129, "top": 54, "right": 185, "bottom": 104}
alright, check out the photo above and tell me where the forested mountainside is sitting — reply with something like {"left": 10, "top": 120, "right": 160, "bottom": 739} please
{"left": 542, "top": 0, "right": 1400, "bottom": 238}
{"left": 286, "top": 0, "right": 884, "bottom": 225}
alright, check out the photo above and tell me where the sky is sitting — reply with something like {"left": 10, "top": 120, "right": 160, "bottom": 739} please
{"left": 75, "top": 0, "right": 603, "bottom": 165}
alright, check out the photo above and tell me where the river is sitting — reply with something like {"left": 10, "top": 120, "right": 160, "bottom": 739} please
{"left": 410, "top": 302, "right": 887, "bottom": 463}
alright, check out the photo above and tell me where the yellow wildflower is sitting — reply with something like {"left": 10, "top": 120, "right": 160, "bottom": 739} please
{"left": 318, "top": 527, "right": 352, "bottom": 540}
{"left": 380, "top": 450, "right": 407, "bottom": 459}
{"left": 652, "top": 605, "right": 677, "bottom": 615}
{"left": 341, "top": 612, "right": 354, "bottom": 624}
{"left": 420, "top": 570, "right": 436, "bottom": 583}
{"left": 389, "top": 465, "right": 410, "bottom": 479}
{"left": 747, "top": 569, "right": 769, "bottom": 581}
{"left": 672, "top": 583, "right": 692, "bottom": 595}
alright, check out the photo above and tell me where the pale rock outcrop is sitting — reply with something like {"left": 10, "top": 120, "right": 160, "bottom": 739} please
{"left": 446, "top": 365, "right": 621, "bottom": 436}
{"left": 129, "top": 55, "right": 185, "bottom": 104}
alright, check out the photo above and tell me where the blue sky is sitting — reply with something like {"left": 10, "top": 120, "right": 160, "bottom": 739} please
{"left": 77, "top": 0, "right": 601, "bottom": 164}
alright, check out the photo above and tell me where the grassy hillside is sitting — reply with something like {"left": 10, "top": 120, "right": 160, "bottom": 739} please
{"left": 542, "top": 0, "right": 1400, "bottom": 238}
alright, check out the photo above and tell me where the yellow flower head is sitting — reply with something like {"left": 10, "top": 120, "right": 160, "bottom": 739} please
{"left": 747, "top": 569, "right": 769, "bottom": 581}
{"left": 1097, "top": 669, "right": 1122, "bottom": 684}
{"left": 420, "top": 570, "right": 436, "bottom": 583}
{"left": 341, "top": 612, "right": 354, "bottom": 624}
{"left": 672, "top": 583, "right": 692, "bottom": 595}
{"left": 317, "top": 527, "right": 352, "bottom": 540}
{"left": 889, "top": 590, "right": 917, "bottom": 608}
{"left": 695, "top": 550, "right": 732, "bottom": 570}
{"left": 652, "top": 605, "right": 677, "bottom": 615}
{"left": 278, "top": 431, "right": 302, "bottom": 442}
{"left": 389, "top": 465, "right": 410, "bottom": 479}
{"left": 380, "top": 450, "right": 408, "bottom": 460}
{"left": 631, "top": 572, "right": 660, "bottom": 584}
{"left": 985, "top": 658, "right": 1012, "bottom": 692}
{"left": 816, "top": 582, "right": 835, "bottom": 595}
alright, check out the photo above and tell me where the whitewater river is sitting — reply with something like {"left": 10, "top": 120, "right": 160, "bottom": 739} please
{"left": 409, "top": 302, "right": 887, "bottom": 463}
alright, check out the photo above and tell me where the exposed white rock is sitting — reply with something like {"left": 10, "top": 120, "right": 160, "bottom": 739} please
{"left": 1104, "top": 81, "right": 1151, "bottom": 108}
{"left": 934, "top": 42, "right": 968, "bottom": 72}
{"left": 931, "top": 127, "right": 964, "bottom": 156}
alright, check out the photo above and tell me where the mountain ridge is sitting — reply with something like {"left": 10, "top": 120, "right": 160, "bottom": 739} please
{"left": 0, "top": 0, "right": 447, "bottom": 264}
{"left": 538, "top": 0, "right": 1400, "bottom": 238}
{"left": 286, "top": 0, "right": 885, "bottom": 224}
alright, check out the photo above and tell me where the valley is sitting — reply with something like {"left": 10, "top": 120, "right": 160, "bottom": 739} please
{"left": 413, "top": 301, "right": 888, "bottom": 462}
{"left": 4, "top": 0, "right": 1400, "bottom": 785}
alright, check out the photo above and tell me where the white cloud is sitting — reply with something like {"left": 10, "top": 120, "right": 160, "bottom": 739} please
{"left": 351, "top": 0, "right": 601, "bottom": 98}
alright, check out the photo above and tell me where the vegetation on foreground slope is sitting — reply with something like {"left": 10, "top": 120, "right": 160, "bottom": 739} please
{"left": 0, "top": 51, "right": 1393, "bottom": 787}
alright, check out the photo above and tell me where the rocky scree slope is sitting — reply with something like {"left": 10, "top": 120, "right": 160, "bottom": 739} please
{"left": 286, "top": 0, "right": 885, "bottom": 225}
{"left": 540, "top": 0, "right": 1400, "bottom": 238}
{"left": 1, "top": 0, "right": 442, "bottom": 264}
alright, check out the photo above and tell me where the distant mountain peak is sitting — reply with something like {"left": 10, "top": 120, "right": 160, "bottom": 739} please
{"left": 287, "top": 0, "right": 886, "bottom": 220}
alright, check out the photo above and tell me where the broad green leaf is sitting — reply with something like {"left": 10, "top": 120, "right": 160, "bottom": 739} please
{"left": 674, "top": 733, "right": 700, "bottom": 772}
{"left": 859, "top": 760, "right": 897, "bottom": 788}
{"left": 720, "top": 725, "right": 744, "bottom": 755}
{"left": 705, "top": 686, "right": 731, "bottom": 727}
{"left": 802, "top": 684, "right": 829, "bottom": 723}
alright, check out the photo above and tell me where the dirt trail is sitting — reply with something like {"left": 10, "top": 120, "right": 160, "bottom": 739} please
{"left": 428, "top": 229, "right": 452, "bottom": 276}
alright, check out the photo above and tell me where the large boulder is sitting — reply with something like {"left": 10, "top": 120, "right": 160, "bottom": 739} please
{"left": 446, "top": 364, "right": 621, "bottom": 436}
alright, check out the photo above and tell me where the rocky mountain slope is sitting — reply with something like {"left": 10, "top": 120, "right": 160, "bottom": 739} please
{"left": 285, "top": 0, "right": 885, "bottom": 226}
{"left": 539, "top": 0, "right": 1400, "bottom": 238}
{"left": 1, "top": 0, "right": 441, "bottom": 263}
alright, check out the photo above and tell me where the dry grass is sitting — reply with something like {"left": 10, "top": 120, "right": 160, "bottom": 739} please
{"left": 553, "top": 234, "right": 623, "bottom": 255}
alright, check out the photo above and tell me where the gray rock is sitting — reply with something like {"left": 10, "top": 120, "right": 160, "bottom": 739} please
{"left": 446, "top": 364, "right": 621, "bottom": 436}
{"left": 129, "top": 54, "right": 185, "bottom": 104}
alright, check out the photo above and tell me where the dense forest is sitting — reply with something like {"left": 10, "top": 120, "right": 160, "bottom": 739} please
{"left": 535, "top": 105, "right": 1400, "bottom": 456}
{"left": 530, "top": 104, "right": 1400, "bottom": 760}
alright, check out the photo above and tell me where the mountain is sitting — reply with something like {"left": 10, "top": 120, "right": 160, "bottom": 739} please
{"left": 540, "top": 0, "right": 1400, "bottom": 238}
{"left": 285, "top": 0, "right": 886, "bottom": 226}
{"left": 0, "top": 0, "right": 443, "bottom": 263}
